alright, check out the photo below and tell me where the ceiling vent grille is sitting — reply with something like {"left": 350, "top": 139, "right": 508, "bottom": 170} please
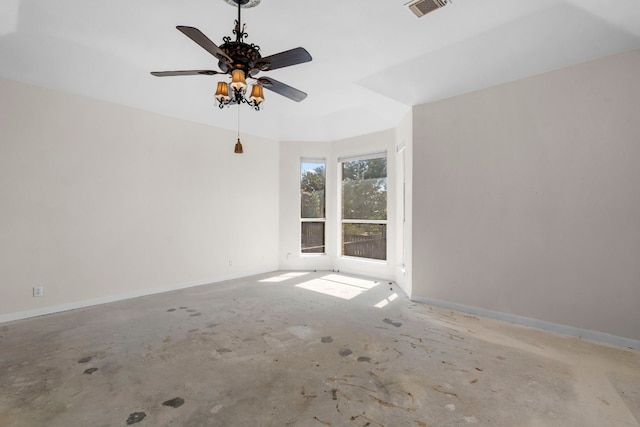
{"left": 407, "top": 0, "right": 449, "bottom": 18}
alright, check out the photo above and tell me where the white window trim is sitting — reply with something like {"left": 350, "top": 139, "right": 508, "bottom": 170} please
{"left": 337, "top": 150, "right": 387, "bottom": 163}
{"left": 341, "top": 219, "right": 387, "bottom": 225}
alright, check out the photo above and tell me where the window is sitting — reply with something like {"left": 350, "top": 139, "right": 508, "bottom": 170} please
{"left": 300, "top": 159, "right": 326, "bottom": 254}
{"left": 340, "top": 153, "right": 387, "bottom": 260}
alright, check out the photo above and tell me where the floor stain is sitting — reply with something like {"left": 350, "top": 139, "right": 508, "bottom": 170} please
{"left": 313, "top": 415, "right": 331, "bottom": 425}
{"left": 301, "top": 386, "right": 317, "bottom": 399}
{"left": 339, "top": 348, "right": 353, "bottom": 357}
{"left": 126, "top": 412, "right": 146, "bottom": 425}
{"left": 186, "top": 309, "right": 197, "bottom": 313}
{"left": 189, "top": 313, "right": 202, "bottom": 317}
{"left": 432, "top": 384, "right": 462, "bottom": 402}
{"left": 331, "top": 389, "right": 338, "bottom": 400}
{"left": 206, "top": 323, "right": 218, "bottom": 328}
{"left": 179, "top": 306, "right": 188, "bottom": 310}
{"left": 77, "top": 356, "right": 93, "bottom": 364}
{"left": 188, "top": 329, "right": 199, "bottom": 333}
{"left": 373, "top": 396, "right": 412, "bottom": 411}
{"left": 83, "top": 368, "right": 99, "bottom": 375}
{"left": 369, "top": 371, "right": 391, "bottom": 397}
{"left": 162, "top": 397, "right": 185, "bottom": 408}
{"left": 321, "top": 336, "right": 333, "bottom": 343}
{"left": 357, "top": 356, "right": 371, "bottom": 363}
{"left": 383, "top": 318, "right": 402, "bottom": 328}
{"left": 167, "top": 308, "right": 176, "bottom": 312}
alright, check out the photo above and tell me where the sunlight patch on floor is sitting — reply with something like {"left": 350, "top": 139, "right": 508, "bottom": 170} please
{"left": 374, "top": 292, "right": 398, "bottom": 308}
{"left": 259, "top": 272, "right": 309, "bottom": 283}
{"left": 295, "top": 274, "right": 379, "bottom": 300}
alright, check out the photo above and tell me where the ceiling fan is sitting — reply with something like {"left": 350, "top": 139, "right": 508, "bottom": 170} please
{"left": 151, "top": 0, "right": 312, "bottom": 111}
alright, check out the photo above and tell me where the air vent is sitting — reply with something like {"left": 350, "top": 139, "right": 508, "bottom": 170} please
{"left": 406, "top": 0, "right": 449, "bottom": 18}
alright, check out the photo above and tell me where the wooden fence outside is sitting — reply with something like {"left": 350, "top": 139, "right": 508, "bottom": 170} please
{"left": 343, "top": 232, "right": 386, "bottom": 260}
{"left": 302, "top": 222, "right": 387, "bottom": 260}
{"left": 301, "top": 222, "right": 325, "bottom": 253}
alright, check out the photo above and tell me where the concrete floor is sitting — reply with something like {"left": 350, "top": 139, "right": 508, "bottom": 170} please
{"left": 1, "top": 271, "right": 639, "bottom": 427}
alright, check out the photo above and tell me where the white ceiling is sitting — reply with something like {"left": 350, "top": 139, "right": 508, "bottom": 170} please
{"left": 2, "top": 0, "right": 640, "bottom": 142}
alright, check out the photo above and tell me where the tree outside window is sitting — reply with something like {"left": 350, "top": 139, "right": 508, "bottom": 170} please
{"left": 300, "top": 160, "right": 326, "bottom": 254}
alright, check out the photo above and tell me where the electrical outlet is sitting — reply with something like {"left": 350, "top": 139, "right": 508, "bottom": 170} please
{"left": 33, "top": 286, "right": 44, "bottom": 297}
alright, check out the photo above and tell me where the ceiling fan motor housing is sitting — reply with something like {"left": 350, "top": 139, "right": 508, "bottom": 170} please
{"left": 219, "top": 41, "right": 261, "bottom": 74}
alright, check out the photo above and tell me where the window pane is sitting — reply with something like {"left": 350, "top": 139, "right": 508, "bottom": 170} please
{"left": 342, "top": 158, "right": 387, "bottom": 220}
{"left": 302, "top": 222, "right": 325, "bottom": 253}
{"left": 301, "top": 161, "right": 326, "bottom": 219}
{"left": 342, "top": 223, "right": 386, "bottom": 260}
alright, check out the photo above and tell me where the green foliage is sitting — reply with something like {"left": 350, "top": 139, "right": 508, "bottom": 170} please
{"left": 301, "top": 164, "right": 326, "bottom": 218}
{"left": 342, "top": 157, "right": 387, "bottom": 181}
{"left": 342, "top": 158, "right": 387, "bottom": 220}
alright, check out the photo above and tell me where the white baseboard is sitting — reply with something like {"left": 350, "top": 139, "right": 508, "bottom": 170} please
{"left": 0, "top": 268, "right": 276, "bottom": 324}
{"left": 412, "top": 296, "right": 640, "bottom": 350}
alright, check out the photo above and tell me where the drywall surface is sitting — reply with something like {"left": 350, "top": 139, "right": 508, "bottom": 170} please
{"left": 412, "top": 48, "right": 640, "bottom": 341}
{"left": 0, "top": 78, "right": 280, "bottom": 319}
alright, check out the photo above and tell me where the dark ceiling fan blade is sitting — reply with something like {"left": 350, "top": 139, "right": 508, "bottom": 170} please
{"left": 253, "top": 47, "right": 312, "bottom": 72}
{"left": 176, "top": 26, "right": 232, "bottom": 63}
{"left": 257, "top": 77, "right": 307, "bottom": 102}
{"left": 151, "top": 70, "right": 220, "bottom": 77}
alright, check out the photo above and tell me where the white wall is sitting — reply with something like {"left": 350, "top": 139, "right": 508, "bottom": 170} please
{"left": 0, "top": 78, "right": 280, "bottom": 321}
{"left": 279, "top": 130, "right": 398, "bottom": 281}
{"left": 412, "top": 49, "right": 640, "bottom": 341}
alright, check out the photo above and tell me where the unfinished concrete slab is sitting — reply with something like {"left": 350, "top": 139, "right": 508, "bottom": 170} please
{"left": 1, "top": 271, "right": 638, "bottom": 426}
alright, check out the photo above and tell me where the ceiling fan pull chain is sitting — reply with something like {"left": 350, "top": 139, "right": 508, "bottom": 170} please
{"left": 234, "top": 103, "right": 244, "bottom": 154}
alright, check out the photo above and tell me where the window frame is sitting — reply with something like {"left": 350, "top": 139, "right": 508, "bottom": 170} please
{"left": 338, "top": 151, "right": 388, "bottom": 262}
{"left": 300, "top": 157, "right": 327, "bottom": 256}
